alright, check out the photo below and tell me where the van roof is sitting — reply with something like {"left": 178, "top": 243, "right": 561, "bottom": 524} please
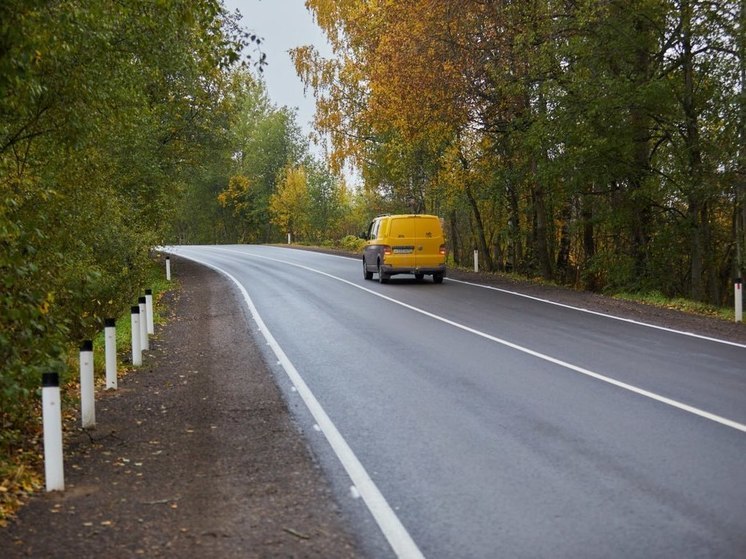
{"left": 387, "top": 214, "right": 440, "bottom": 219}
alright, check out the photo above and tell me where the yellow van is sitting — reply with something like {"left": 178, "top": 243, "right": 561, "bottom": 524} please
{"left": 362, "top": 214, "right": 447, "bottom": 283}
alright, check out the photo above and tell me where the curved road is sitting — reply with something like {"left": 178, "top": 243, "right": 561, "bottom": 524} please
{"left": 168, "top": 245, "right": 746, "bottom": 559}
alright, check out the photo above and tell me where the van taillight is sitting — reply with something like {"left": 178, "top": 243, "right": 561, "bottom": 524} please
{"left": 383, "top": 245, "right": 392, "bottom": 255}
{"left": 439, "top": 244, "right": 446, "bottom": 255}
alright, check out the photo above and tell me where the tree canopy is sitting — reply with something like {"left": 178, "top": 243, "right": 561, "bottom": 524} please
{"left": 0, "top": 0, "right": 258, "bottom": 460}
{"left": 295, "top": 0, "right": 746, "bottom": 302}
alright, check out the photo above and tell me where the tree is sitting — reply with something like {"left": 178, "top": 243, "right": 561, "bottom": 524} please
{"left": 270, "top": 165, "right": 311, "bottom": 240}
{"left": 306, "top": 160, "right": 349, "bottom": 241}
{"left": 298, "top": 0, "right": 743, "bottom": 302}
{"left": 214, "top": 75, "right": 308, "bottom": 243}
{"left": 0, "top": 0, "right": 250, "bottom": 466}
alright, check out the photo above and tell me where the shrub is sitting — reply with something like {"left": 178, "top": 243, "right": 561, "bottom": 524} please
{"left": 340, "top": 234, "right": 366, "bottom": 252}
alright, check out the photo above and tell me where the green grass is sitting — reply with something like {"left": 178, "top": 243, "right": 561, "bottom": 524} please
{"left": 448, "top": 259, "right": 740, "bottom": 323}
{"left": 613, "top": 290, "right": 734, "bottom": 321}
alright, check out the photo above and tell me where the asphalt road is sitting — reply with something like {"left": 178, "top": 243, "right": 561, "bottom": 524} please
{"left": 168, "top": 245, "right": 746, "bottom": 559}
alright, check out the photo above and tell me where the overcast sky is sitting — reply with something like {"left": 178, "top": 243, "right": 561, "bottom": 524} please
{"left": 222, "top": 0, "right": 332, "bottom": 148}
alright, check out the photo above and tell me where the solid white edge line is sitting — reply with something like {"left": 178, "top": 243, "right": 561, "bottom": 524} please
{"left": 208, "top": 247, "right": 746, "bottom": 434}
{"left": 268, "top": 248, "right": 746, "bottom": 349}
{"left": 167, "top": 250, "right": 425, "bottom": 559}
{"left": 290, "top": 249, "right": 745, "bottom": 349}
{"left": 445, "top": 278, "right": 746, "bottom": 348}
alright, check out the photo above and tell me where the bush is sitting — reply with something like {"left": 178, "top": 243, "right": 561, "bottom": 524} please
{"left": 340, "top": 234, "right": 366, "bottom": 252}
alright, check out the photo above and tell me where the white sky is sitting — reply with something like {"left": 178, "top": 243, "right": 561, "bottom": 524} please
{"left": 222, "top": 0, "right": 332, "bottom": 152}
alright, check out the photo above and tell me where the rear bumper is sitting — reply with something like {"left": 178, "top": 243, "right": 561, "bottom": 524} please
{"left": 380, "top": 264, "right": 446, "bottom": 276}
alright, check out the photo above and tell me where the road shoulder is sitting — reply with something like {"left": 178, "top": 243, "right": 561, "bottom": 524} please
{"left": 0, "top": 256, "right": 362, "bottom": 558}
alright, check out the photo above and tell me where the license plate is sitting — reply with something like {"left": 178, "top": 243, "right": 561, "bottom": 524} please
{"left": 393, "top": 247, "right": 413, "bottom": 254}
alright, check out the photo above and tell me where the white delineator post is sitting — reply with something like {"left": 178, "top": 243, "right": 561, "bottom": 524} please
{"left": 288, "top": 232, "right": 291, "bottom": 245}
{"left": 166, "top": 256, "right": 171, "bottom": 281}
{"left": 145, "top": 289, "right": 154, "bottom": 335}
{"left": 131, "top": 306, "right": 142, "bottom": 366}
{"left": 473, "top": 248, "right": 479, "bottom": 273}
{"left": 139, "top": 296, "right": 149, "bottom": 351}
{"left": 104, "top": 318, "right": 117, "bottom": 390}
{"left": 42, "top": 372, "right": 64, "bottom": 492}
{"left": 79, "top": 340, "right": 95, "bottom": 429}
{"left": 735, "top": 278, "right": 743, "bottom": 323}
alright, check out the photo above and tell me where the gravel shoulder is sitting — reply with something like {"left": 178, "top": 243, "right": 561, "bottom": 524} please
{"left": 0, "top": 256, "right": 361, "bottom": 558}
{"left": 2, "top": 249, "right": 744, "bottom": 558}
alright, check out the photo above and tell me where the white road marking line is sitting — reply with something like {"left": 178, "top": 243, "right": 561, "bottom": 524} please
{"left": 249, "top": 247, "right": 746, "bottom": 348}
{"left": 209, "top": 246, "right": 746, "bottom": 434}
{"left": 446, "top": 278, "right": 746, "bottom": 349}
{"left": 169, "top": 250, "right": 425, "bottom": 559}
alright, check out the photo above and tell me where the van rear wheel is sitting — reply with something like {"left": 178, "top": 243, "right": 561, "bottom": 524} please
{"left": 363, "top": 258, "right": 373, "bottom": 280}
{"left": 378, "top": 262, "right": 389, "bottom": 284}
{"left": 414, "top": 273, "right": 424, "bottom": 281}
{"left": 433, "top": 273, "right": 444, "bottom": 284}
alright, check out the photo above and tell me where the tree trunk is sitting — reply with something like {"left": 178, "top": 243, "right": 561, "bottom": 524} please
{"left": 681, "top": 0, "right": 709, "bottom": 302}
{"left": 531, "top": 157, "right": 553, "bottom": 280}
{"left": 736, "top": 0, "right": 746, "bottom": 279}
{"left": 508, "top": 181, "right": 522, "bottom": 273}
{"left": 629, "top": 11, "right": 654, "bottom": 284}
{"left": 556, "top": 200, "right": 572, "bottom": 284}
{"left": 464, "top": 183, "right": 494, "bottom": 271}
{"left": 449, "top": 210, "right": 461, "bottom": 265}
{"left": 581, "top": 192, "right": 598, "bottom": 291}
{"left": 458, "top": 148, "right": 493, "bottom": 271}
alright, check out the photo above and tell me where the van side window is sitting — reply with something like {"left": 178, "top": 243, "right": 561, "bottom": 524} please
{"left": 369, "top": 219, "right": 380, "bottom": 240}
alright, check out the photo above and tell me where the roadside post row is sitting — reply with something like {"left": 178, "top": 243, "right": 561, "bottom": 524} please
{"left": 42, "top": 287, "right": 158, "bottom": 493}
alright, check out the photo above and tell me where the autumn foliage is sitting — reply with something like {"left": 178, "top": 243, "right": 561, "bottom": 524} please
{"left": 295, "top": 0, "right": 746, "bottom": 304}
{"left": 0, "top": 0, "right": 257, "bottom": 511}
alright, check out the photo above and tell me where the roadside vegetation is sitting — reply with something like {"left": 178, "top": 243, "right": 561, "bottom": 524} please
{"left": 290, "top": 0, "right": 746, "bottom": 308}
{"left": 613, "top": 291, "right": 734, "bottom": 321}
{"left": 0, "top": 0, "right": 258, "bottom": 520}
{"left": 0, "top": 260, "right": 171, "bottom": 524}
{"left": 3, "top": 0, "right": 744, "bottom": 525}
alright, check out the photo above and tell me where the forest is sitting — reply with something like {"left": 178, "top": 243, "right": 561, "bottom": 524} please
{"left": 0, "top": 0, "right": 744, "bottom": 509}
{"left": 0, "top": 0, "right": 261, "bottom": 486}
{"left": 0, "top": 0, "right": 356, "bottom": 492}
{"left": 294, "top": 0, "right": 745, "bottom": 303}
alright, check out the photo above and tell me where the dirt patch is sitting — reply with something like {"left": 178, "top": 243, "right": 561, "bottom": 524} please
{"left": 0, "top": 257, "right": 361, "bottom": 558}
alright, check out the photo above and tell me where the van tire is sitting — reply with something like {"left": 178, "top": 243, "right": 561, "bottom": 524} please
{"left": 414, "top": 273, "right": 424, "bottom": 281}
{"left": 378, "top": 262, "right": 389, "bottom": 284}
{"left": 433, "top": 273, "right": 444, "bottom": 284}
{"left": 363, "top": 258, "right": 373, "bottom": 280}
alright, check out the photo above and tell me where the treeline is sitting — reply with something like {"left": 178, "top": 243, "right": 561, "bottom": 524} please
{"left": 177, "top": 73, "right": 360, "bottom": 245}
{"left": 294, "top": 0, "right": 746, "bottom": 303}
{"left": 0, "top": 1, "right": 256, "bottom": 454}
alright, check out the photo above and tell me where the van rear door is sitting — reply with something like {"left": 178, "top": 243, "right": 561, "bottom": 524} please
{"left": 414, "top": 216, "right": 443, "bottom": 269}
{"left": 386, "top": 216, "right": 416, "bottom": 268}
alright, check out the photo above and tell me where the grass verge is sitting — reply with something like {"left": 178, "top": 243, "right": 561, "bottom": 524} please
{"left": 612, "top": 291, "right": 734, "bottom": 321}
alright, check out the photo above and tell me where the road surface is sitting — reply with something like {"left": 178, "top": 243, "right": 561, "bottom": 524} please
{"left": 168, "top": 244, "right": 746, "bottom": 559}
